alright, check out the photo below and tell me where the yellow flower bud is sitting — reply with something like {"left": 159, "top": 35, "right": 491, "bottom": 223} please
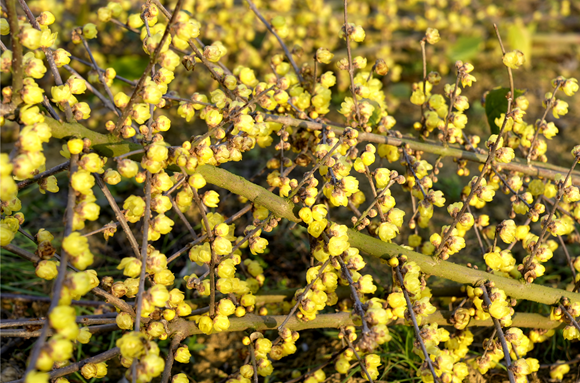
{"left": 51, "top": 85, "right": 72, "bottom": 103}
{"left": 83, "top": 23, "right": 98, "bottom": 39}
{"left": 25, "top": 371, "right": 49, "bottom": 383}
{"left": 35, "top": 260, "right": 58, "bottom": 280}
{"left": 74, "top": 326, "right": 91, "bottom": 344}
{"left": 197, "top": 316, "right": 213, "bottom": 335}
{"left": 116, "top": 332, "right": 146, "bottom": 359}
{"left": 203, "top": 190, "right": 220, "bottom": 208}
{"left": 503, "top": 50, "right": 525, "bottom": 69}
{"left": 213, "top": 314, "right": 230, "bottom": 332}
{"left": 116, "top": 312, "right": 134, "bottom": 330}
{"left": 172, "top": 373, "right": 188, "bottom": 383}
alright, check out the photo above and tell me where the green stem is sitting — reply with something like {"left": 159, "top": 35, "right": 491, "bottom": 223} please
{"left": 262, "top": 114, "right": 580, "bottom": 186}
{"left": 42, "top": 116, "right": 580, "bottom": 305}
{"left": 167, "top": 310, "right": 563, "bottom": 339}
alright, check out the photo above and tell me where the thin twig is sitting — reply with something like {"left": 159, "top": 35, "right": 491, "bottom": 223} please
{"left": 395, "top": 265, "right": 439, "bottom": 383}
{"left": 402, "top": 148, "right": 428, "bottom": 200}
{"left": 492, "top": 166, "right": 532, "bottom": 209}
{"left": 1, "top": 243, "right": 134, "bottom": 314}
{"left": 342, "top": 331, "right": 374, "bottom": 382}
{"left": 114, "top": 0, "right": 183, "bottom": 133}
{"left": 248, "top": 339, "right": 259, "bottom": 383}
{"left": 466, "top": 205, "right": 486, "bottom": 256}
{"left": 278, "top": 257, "right": 330, "bottom": 331}
{"left": 23, "top": 154, "right": 78, "bottom": 379}
{"left": 17, "top": 161, "right": 70, "bottom": 190}
{"left": 95, "top": 174, "right": 142, "bottom": 259}
{"left": 17, "top": 0, "right": 73, "bottom": 121}
{"left": 0, "top": 294, "right": 112, "bottom": 311}
{"left": 559, "top": 303, "right": 580, "bottom": 332}
{"left": 63, "top": 64, "right": 117, "bottom": 114}
{"left": 160, "top": 334, "right": 185, "bottom": 383}
{"left": 7, "top": 0, "right": 23, "bottom": 108}
{"left": 526, "top": 81, "right": 562, "bottom": 164}
{"left": 170, "top": 197, "right": 197, "bottom": 239}
{"left": 245, "top": 0, "right": 304, "bottom": 84}
{"left": 78, "top": 35, "right": 119, "bottom": 115}
{"left": 337, "top": 255, "right": 369, "bottom": 337}
{"left": 436, "top": 114, "right": 513, "bottom": 257}
{"left": 7, "top": 348, "right": 121, "bottom": 383}
{"left": 134, "top": 170, "right": 152, "bottom": 330}
{"left": 1, "top": 323, "right": 118, "bottom": 337}
{"left": 524, "top": 158, "right": 579, "bottom": 276}
{"left": 342, "top": 0, "right": 360, "bottom": 123}
{"left": 481, "top": 284, "right": 516, "bottom": 383}
{"left": 557, "top": 235, "right": 577, "bottom": 281}
{"left": 493, "top": 24, "right": 515, "bottom": 114}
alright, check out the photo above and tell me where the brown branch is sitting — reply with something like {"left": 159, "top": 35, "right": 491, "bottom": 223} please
{"left": 95, "top": 174, "right": 142, "bottom": 259}
{"left": 17, "top": 0, "right": 73, "bottom": 121}
{"left": 160, "top": 333, "right": 185, "bottom": 383}
{"left": 261, "top": 114, "right": 580, "bottom": 186}
{"left": 7, "top": 347, "right": 121, "bottom": 383}
{"left": 0, "top": 294, "right": 111, "bottom": 309}
{"left": 395, "top": 265, "right": 439, "bottom": 383}
{"left": 337, "top": 255, "right": 370, "bottom": 337}
{"left": 114, "top": 0, "right": 183, "bottom": 133}
{"left": 17, "top": 161, "right": 71, "bottom": 191}
{"left": 481, "top": 284, "right": 515, "bottom": 383}
{"left": 1, "top": 323, "right": 118, "bottom": 337}
{"left": 1, "top": 243, "right": 40, "bottom": 263}
{"left": 24, "top": 153, "right": 78, "bottom": 378}
{"left": 7, "top": 0, "right": 23, "bottom": 109}
{"left": 1, "top": 243, "right": 134, "bottom": 315}
{"left": 245, "top": 0, "right": 304, "bottom": 84}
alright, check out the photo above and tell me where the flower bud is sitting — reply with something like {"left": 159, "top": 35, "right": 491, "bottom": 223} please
{"left": 562, "top": 78, "right": 578, "bottom": 97}
{"left": 52, "top": 49, "right": 71, "bottom": 67}
{"left": 36, "top": 260, "right": 58, "bottom": 280}
{"left": 21, "top": 28, "right": 42, "bottom": 50}
{"left": 116, "top": 312, "right": 134, "bottom": 330}
{"left": 425, "top": 28, "right": 440, "bottom": 44}
{"left": 172, "top": 373, "right": 188, "bottom": 383}
{"left": 503, "top": 50, "right": 525, "bottom": 69}
{"left": 83, "top": 23, "right": 98, "bottom": 39}
{"left": 316, "top": 48, "right": 334, "bottom": 64}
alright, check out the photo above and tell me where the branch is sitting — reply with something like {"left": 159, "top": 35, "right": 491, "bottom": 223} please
{"left": 160, "top": 333, "right": 185, "bottom": 383}
{"left": 1, "top": 243, "right": 135, "bottom": 315}
{"left": 41, "top": 116, "right": 580, "bottom": 305}
{"left": 95, "top": 174, "right": 142, "bottom": 259}
{"left": 261, "top": 114, "right": 580, "bottom": 186}
{"left": 7, "top": 0, "right": 23, "bottom": 108}
{"left": 245, "top": 0, "right": 304, "bottom": 84}
{"left": 0, "top": 294, "right": 111, "bottom": 309}
{"left": 7, "top": 348, "right": 121, "bottom": 383}
{"left": 167, "top": 310, "right": 562, "bottom": 340}
{"left": 44, "top": 115, "right": 580, "bottom": 186}
{"left": 114, "top": 0, "right": 183, "bottom": 133}
{"left": 0, "top": 323, "right": 118, "bottom": 338}
{"left": 24, "top": 153, "right": 79, "bottom": 379}
{"left": 17, "top": 161, "right": 70, "bottom": 190}
{"left": 481, "top": 284, "right": 516, "bottom": 383}
{"left": 17, "top": 0, "right": 73, "bottom": 121}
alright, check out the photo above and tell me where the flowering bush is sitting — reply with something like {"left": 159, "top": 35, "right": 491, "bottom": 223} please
{"left": 1, "top": 0, "right": 580, "bottom": 382}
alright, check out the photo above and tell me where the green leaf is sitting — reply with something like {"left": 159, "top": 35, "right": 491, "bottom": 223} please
{"left": 109, "top": 55, "right": 149, "bottom": 80}
{"left": 507, "top": 19, "right": 535, "bottom": 68}
{"left": 447, "top": 36, "right": 484, "bottom": 62}
{"left": 484, "top": 88, "right": 525, "bottom": 134}
{"left": 365, "top": 99, "right": 382, "bottom": 127}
